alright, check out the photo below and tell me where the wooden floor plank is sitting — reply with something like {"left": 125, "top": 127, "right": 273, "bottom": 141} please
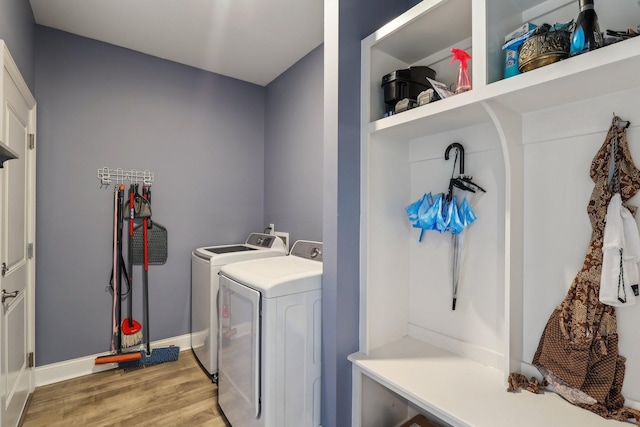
{"left": 21, "top": 351, "right": 230, "bottom": 427}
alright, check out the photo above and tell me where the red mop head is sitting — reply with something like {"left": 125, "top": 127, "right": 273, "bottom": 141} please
{"left": 121, "top": 319, "right": 143, "bottom": 348}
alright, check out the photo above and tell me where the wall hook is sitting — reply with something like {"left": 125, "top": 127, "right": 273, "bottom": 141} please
{"left": 612, "top": 113, "right": 631, "bottom": 130}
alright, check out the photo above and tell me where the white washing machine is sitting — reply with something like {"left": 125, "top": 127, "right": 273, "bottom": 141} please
{"left": 191, "top": 233, "right": 287, "bottom": 380}
{"left": 218, "top": 240, "right": 322, "bottom": 427}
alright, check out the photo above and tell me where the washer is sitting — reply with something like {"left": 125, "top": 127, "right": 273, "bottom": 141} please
{"left": 217, "top": 240, "right": 322, "bottom": 427}
{"left": 191, "top": 233, "right": 287, "bottom": 380}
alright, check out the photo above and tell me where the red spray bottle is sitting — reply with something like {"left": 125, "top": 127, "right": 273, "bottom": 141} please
{"left": 450, "top": 48, "right": 472, "bottom": 94}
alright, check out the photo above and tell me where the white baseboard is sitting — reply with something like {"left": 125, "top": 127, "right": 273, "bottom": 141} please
{"left": 407, "top": 323, "right": 504, "bottom": 371}
{"left": 35, "top": 334, "right": 192, "bottom": 387}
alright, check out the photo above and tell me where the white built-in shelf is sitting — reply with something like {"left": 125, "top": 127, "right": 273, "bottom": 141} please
{"left": 350, "top": 337, "right": 631, "bottom": 427}
{"left": 354, "top": 0, "right": 640, "bottom": 425}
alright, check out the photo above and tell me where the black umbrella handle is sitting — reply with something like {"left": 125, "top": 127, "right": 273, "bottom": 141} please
{"left": 444, "top": 142, "right": 465, "bottom": 175}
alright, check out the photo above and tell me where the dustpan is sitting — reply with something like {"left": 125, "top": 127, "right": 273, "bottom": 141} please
{"left": 123, "top": 186, "right": 152, "bottom": 218}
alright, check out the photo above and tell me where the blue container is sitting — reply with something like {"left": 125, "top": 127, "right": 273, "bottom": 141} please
{"left": 502, "top": 26, "right": 537, "bottom": 79}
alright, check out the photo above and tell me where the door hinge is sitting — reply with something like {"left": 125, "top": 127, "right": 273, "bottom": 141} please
{"left": 27, "top": 352, "right": 34, "bottom": 368}
{"left": 27, "top": 243, "right": 34, "bottom": 259}
{"left": 28, "top": 133, "right": 35, "bottom": 150}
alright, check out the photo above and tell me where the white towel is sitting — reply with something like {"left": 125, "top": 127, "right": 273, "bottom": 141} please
{"left": 600, "top": 193, "right": 639, "bottom": 307}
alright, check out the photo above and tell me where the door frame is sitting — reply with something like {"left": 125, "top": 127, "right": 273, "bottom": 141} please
{"left": 0, "top": 40, "right": 37, "bottom": 426}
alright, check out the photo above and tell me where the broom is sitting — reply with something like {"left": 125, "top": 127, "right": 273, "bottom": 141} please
{"left": 119, "top": 185, "right": 179, "bottom": 368}
{"left": 121, "top": 184, "right": 143, "bottom": 347}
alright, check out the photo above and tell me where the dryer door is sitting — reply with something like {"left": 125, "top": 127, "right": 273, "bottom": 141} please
{"left": 218, "top": 275, "right": 261, "bottom": 423}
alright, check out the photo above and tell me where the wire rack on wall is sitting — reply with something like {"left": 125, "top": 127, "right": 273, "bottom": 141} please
{"left": 97, "top": 167, "right": 154, "bottom": 187}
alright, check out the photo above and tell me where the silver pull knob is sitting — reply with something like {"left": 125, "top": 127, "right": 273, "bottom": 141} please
{"left": 310, "top": 248, "right": 321, "bottom": 259}
{"left": 1, "top": 262, "right": 7, "bottom": 277}
{"left": 2, "top": 290, "right": 19, "bottom": 303}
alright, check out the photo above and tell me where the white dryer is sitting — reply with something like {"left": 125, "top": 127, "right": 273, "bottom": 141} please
{"left": 218, "top": 240, "right": 323, "bottom": 427}
{"left": 191, "top": 233, "right": 287, "bottom": 380}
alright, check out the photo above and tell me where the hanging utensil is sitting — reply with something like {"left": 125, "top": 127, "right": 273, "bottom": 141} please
{"left": 116, "top": 184, "right": 125, "bottom": 350}
{"left": 132, "top": 186, "right": 167, "bottom": 266}
{"left": 143, "top": 185, "right": 151, "bottom": 355}
{"left": 96, "top": 184, "right": 142, "bottom": 365}
{"left": 118, "top": 185, "right": 179, "bottom": 368}
{"left": 122, "top": 184, "right": 142, "bottom": 347}
{"left": 111, "top": 186, "right": 119, "bottom": 353}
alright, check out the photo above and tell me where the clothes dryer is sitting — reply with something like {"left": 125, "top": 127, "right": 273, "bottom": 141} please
{"left": 191, "top": 233, "right": 287, "bottom": 380}
{"left": 217, "top": 240, "right": 322, "bottom": 427}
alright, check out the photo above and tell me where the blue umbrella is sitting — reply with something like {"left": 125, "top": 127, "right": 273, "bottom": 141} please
{"left": 458, "top": 197, "right": 477, "bottom": 228}
{"left": 405, "top": 192, "right": 444, "bottom": 241}
{"left": 405, "top": 193, "right": 430, "bottom": 228}
{"left": 405, "top": 142, "right": 486, "bottom": 309}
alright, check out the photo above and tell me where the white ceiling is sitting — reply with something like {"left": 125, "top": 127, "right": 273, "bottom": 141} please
{"left": 29, "top": 0, "right": 324, "bottom": 86}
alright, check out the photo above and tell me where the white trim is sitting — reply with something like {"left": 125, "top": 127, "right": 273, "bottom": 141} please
{"left": 34, "top": 334, "right": 191, "bottom": 387}
{"left": 408, "top": 324, "right": 504, "bottom": 372}
{"left": 1, "top": 40, "right": 36, "bottom": 107}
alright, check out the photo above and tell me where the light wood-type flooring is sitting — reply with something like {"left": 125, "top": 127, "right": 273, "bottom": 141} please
{"left": 21, "top": 350, "right": 231, "bottom": 427}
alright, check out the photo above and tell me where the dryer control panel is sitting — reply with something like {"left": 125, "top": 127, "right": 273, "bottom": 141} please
{"left": 291, "top": 240, "right": 323, "bottom": 262}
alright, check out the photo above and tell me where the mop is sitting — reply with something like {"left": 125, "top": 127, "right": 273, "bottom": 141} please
{"left": 96, "top": 185, "right": 142, "bottom": 365}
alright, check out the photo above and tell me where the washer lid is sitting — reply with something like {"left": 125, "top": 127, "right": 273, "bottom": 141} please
{"left": 193, "top": 233, "right": 287, "bottom": 263}
{"left": 202, "top": 245, "right": 255, "bottom": 254}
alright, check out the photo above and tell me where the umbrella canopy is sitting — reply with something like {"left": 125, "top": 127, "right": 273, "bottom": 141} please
{"left": 405, "top": 192, "right": 478, "bottom": 239}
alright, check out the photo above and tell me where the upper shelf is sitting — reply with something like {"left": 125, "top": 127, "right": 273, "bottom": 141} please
{"left": 367, "top": 35, "right": 640, "bottom": 141}
{"left": 363, "top": 0, "right": 640, "bottom": 140}
{"left": 369, "top": 0, "right": 472, "bottom": 65}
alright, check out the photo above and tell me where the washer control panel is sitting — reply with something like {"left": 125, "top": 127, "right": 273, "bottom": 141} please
{"left": 246, "top": 233, "right": 276, "bottom": 248}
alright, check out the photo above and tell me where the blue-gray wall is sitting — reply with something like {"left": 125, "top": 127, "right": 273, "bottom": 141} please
{"left": 322, "top": 2, "right": 420, "bottom": 426}
{"left": 0, "top": 0, "right": 35, "bottom": 90}
{"left": 4, "top": 1, "right": 424, "bottom": 425}
{"left": 34, "top": 26, "right": 267, "bottom": 365}
{"left": 264, "top": 45, "right": 323, "bottom": 244}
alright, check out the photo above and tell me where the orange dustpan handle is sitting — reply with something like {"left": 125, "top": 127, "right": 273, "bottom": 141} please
{"left": 95, "top": 352, "right": 141, "bottom": 364}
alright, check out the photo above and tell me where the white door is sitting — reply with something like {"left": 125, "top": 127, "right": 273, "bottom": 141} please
{"left": 0, "top": 44, "right": 36, "bottom": 427}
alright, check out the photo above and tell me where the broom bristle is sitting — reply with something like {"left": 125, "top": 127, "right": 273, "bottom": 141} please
{"left": 121, "top": 329, "right": 143, "bottom": 348}
{"left": 118, "top": 347, "right": 180, "bottom": 369}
